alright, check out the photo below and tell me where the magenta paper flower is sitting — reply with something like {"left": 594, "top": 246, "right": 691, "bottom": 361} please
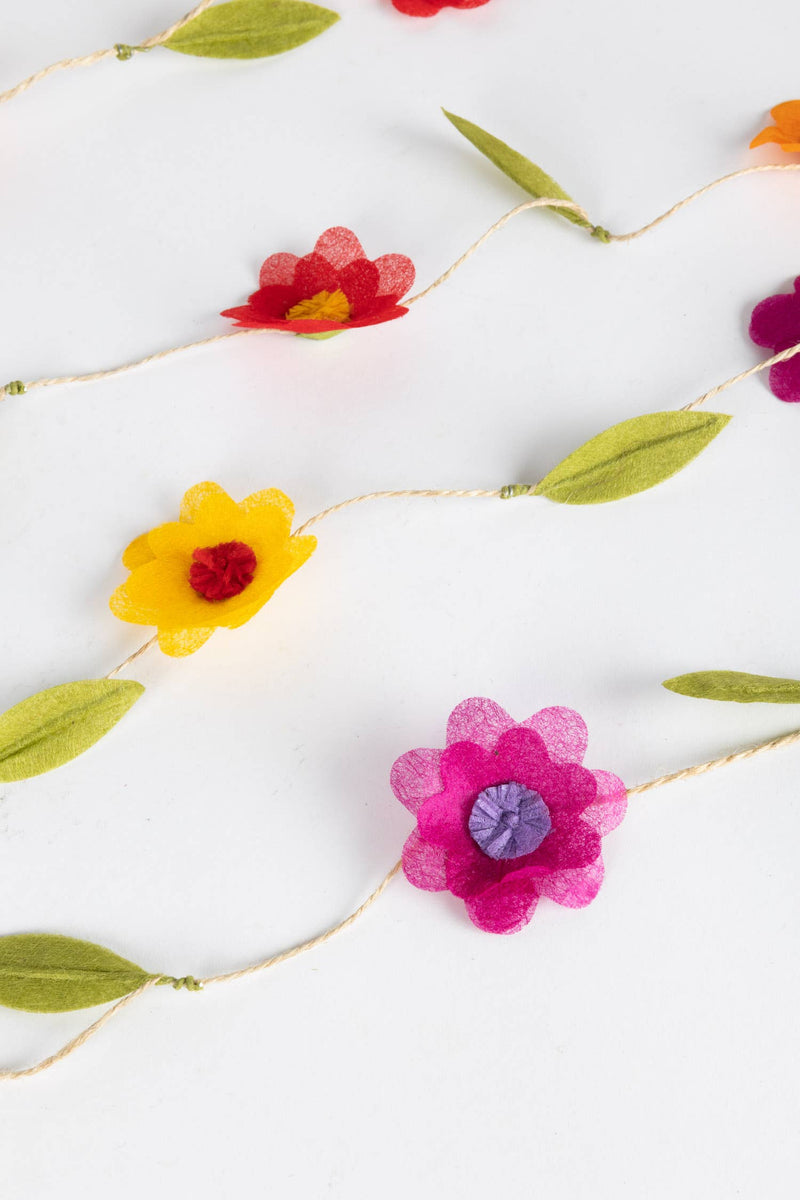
{"left": 749, "top": 277, "right": 800, "bottom": 403}
{"left": 391, "top": 698, "right": 627, "bottom": 934}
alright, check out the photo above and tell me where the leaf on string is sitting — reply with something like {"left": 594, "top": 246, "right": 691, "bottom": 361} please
{"left": 0, "top": 935, "right": 154, "bottom": 1012}
{"left": 442, "top": 109, "right": 593, "bottom": 230}
{"left": 163, "top": 0, "right": 340, "bottom": 59}
{"left": 663, "top": 671, "right": 800, "bottom": 704}
{"left": 534, "top": 411, "right": 731, "bottom": 505}
{"left": 0, "top": 680, "right": 144, "bottom": 782}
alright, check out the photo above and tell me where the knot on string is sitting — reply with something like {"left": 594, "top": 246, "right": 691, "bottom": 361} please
{"left": 3, "top": 381, "right": 26, "bottom": 397}
{"left": 160, "top": 975, "right": 204, "bottom": 993}
{"left": 591, "top": 226, "right": 612, "bottom": 243}
{"left": 500, "top": 483, "right": 535, "bottom": 500}
{"left": 114, "top": 44, "right": 137, "bottom": 61}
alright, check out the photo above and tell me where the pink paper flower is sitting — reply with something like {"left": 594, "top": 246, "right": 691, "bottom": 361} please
{"left": 749, "top": 277, "right": 800, "bottom": 403}
{"left": 391, "top": 698, "right": 626, "bottom": 934}
{"left": 392, "top": 0, "right": 490, "bottom": 16}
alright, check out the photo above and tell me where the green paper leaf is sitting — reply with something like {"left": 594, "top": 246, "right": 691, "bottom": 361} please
{"left": 534, "top": 411, "right": 732, "bottom": 506}
{"left": 163, "top": 0, "right": 339, "bottom": 59}
{"left": 0, "top": 935, "right": 153, "bottom": 1012}
{"left": 663, "top": 671, "right": 800, "bottom": 704}
{"left": 0, "top": 679, "right": 144, "bottom": 782}
{"left": 442, "top": 110, "right": 593, "bottom": 230}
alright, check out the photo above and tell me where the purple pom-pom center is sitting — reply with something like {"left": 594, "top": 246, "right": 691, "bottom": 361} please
{"left": 468, "top": 782, "right": 552, "bottom": 861}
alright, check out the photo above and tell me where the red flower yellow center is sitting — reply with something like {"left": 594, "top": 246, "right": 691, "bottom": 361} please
{"left": 189, "top": 541, "right": 257, "bottom": 602}
{"left": 285, "top": 288, "right": 351, "bottom": 323}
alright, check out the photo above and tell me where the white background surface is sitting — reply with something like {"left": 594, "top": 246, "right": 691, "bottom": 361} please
{"left": 0, "top": 0, "right": 799, "bottom": 1195}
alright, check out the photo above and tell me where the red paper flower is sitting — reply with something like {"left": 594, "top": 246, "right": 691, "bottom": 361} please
{"left": 221, "top": 227, "right": 415, "bottom": 336}
{"left": 392, "top": 0, "right": 490, "bottom": 15}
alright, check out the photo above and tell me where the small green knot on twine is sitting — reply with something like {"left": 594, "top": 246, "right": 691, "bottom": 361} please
{"left": 591, "top": 226, "right": 612, "bottom": 244}
{"left": 114, "top": 44, "right": 136, "bottom": 61}
{"left": 159, "top": 975, "right": 203, "bottom": 992}
{"left": 3, "top": 380, "right": 26, "bottom": 397}
{"left": 500, "top": 483, "right": 534, "bottom": 500}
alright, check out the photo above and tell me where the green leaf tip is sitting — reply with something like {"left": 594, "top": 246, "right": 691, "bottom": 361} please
{"left": 663, "top": 671, "right": 800, "bottom": 704}
{"left": 534, "top": 411, "right": 731, "bottom": 506}
{"left": 0, "top": 934, "right": 154, "bottom": 1012}
{"left": 0, "top": 678, "right": 144, "bottom": 782}
{"left": 442, "top": 109, "right": 593, "bottom": 230}
{"left": 164, "top": 0, "right": 340, "bottom": 60}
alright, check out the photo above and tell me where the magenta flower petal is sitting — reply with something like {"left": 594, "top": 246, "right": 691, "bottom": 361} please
{"left": 390, "top": 747, "right": 443, "bottom": 814}
{"left": 749, "top": 278, "right": 800, "bottom": 402}
{"left": 446, "top": 696, "right": 516, "bottom": 750}
{"left": 522, "top": 706, "right": 589, "bottom": 764}
{"left": 535, "top": 857, "right": 605, "bottom": 909}
{"left": 402, "top": 829, "right": 448, "bottom": 891}
{"left": 464, "top": 880, "right": 540, "bottom": 935}
{"left": 583, "top": 770, "right": 628, "bottom": 835}
{"left": 769, "top": 355, "right": 800, "bottom": 403}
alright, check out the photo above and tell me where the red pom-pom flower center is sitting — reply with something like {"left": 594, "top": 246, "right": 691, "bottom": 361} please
{"left": 189, "top": 541, "right": 258, "bottom": 601}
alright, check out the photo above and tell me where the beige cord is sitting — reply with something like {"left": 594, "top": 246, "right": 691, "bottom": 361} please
{"left": 6, "top": 703, "right": 800, "bottom": 1080}
{"left": 3, "top": 164, "right": 799, "bottom": 404}
{"left": 0, "top": 1, "right": 216, "bottom": 107}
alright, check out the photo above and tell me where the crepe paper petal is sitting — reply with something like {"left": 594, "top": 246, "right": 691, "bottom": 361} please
{"left": 0, "top": 680, "right": 144, "bottom": 783}
{"left": 442, "top": 110, "right": 594, "bottom": 230}
{"left": 163, "top": 0, "right": 340, "bottom": 59}
{"left": 221, "top": 226, "right": 414, "bottom": 336}
{"left": 534, "top": 411, "right": 732, "bottom": 506}
{"left": 390, "top": 747, "right": 444, "bottom": 814}
{"left": 394, "top": 699, "right": 625, "bottom": 934}
{"left": 110, "top": 483, "right": 316, "bottom": 657}
{"left": 392, "top": 0, "right": 491, "bottom": 15}
{"left": 0, "top": 935, "right": 154, "bottom": 1013}
{"left": 749, "top": 278, "right": 800, "bottom": 403}
{"left": 522, "top": 706, "right": 589, "bottom": 765}
{"left": 750, "top": 101, "right": 800, "bottom": 152}
{"left": 663, "top": 671, "right": 800, "bottom": 704}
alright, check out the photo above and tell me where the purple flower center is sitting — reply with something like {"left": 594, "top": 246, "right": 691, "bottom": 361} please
{"left": 468, "top": 782, "right": 552, "bottom": 861}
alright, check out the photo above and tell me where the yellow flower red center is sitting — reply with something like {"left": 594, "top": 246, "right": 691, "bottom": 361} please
{"left": 189, "top": 541, "right": 257, "bottom": 602}
{"left": 285, "top": 289, "right": 351, "bottom": 323}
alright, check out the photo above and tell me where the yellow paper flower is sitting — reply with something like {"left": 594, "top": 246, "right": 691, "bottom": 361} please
{"left": 110, "top": 483, "right": 316, "bottom": 657}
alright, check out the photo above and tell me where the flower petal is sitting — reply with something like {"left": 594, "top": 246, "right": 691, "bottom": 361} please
{"left": 313, "top": 227, "right": 366, "bottom": 270}
{"left": 446, "top": 697, "right": 516, "bottom": 750}
{"left": 244, "top": 285, "right": 301, "bottom": 321}
{"left": 122, "top": 532, "right": 155, "bottom": 570}
{"left": 390, "top": 747, "right": 443, "bottom": 813}
{"left": 535, "top": 857, "right": 604, "bottom": 909}
{"left": 402, "top": 829, "right": 448, "bottom": 891}
{"left": 373, "top": 254, "right": 415, "bottom": 300}
{"left": 180, "top": 482, "right": 239, "bottom": 527}
{"left": 337, "top": 259, "right": 380, "bottom": 314}
{"left": 582, "top": 770, "right": 627, "bottom": 835}
{"left": 522, "top": 706, "right": 588, "bottom": 764}
{"left": 749, "top": 283, "right": 800, "bottom": 350}
{"left": 157, "top": 626, "right": 215, "bottom": 658}
{"left": 769, "top": 354, "right": 800, "bottom": 403}
{"left": 259, "top": 252, "right": 300, "bottom": 289}
{"left": 464, "top": 879, "right": 539, "bottom": 935}
{"left": 293, "top": 253, "right": 340, "bottom": 298}
{"left": 771, "top": 100, "right": 800, "bottom": 140}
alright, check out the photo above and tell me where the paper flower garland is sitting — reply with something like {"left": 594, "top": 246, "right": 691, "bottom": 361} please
{"left": 392, "top": 0, "right": 491, "bottom": 15}
{"left": 221, "top": 227, "right": 416, "bottom": 336}
{"left": 749, "top": 278, "right": 800, "bottom": 403}
{"left": 750, "top": 101, "right": 800, "bottom": 153}
{"left": 392, "top": 698, "right": 626, "bottom": 933}
{"left": 110, "top": 482, "right": 316, "bottom": 657}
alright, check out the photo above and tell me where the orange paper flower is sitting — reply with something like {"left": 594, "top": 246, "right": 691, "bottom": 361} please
{"left": 750, "top": 101, "right": 800, "bottom": 152}
{"left": 110, "top": 483, "right": 316, "bottom": 657}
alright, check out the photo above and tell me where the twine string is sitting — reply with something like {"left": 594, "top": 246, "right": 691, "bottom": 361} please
{"left": 3, "top": 163, "right": 800, "bottom": 403}
{"left": 5, "top": 707, "right": 800, "bottom": 1080}
{"left": 0, "top": 1, "right": 215, "bottom": 108}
